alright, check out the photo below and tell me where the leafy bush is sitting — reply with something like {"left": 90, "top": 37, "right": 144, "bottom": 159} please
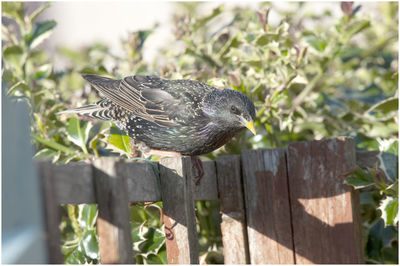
{"left": 2, "top": 2, "right": 397, "bottom": 263}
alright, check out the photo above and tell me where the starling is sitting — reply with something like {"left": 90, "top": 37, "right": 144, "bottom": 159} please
{"left": 59, "top": 74, "right": 256, "bottom": 156}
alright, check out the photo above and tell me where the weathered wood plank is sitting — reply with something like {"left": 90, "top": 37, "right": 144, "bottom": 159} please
{"left": 286, "top": 137, "right": 363, "bottom": 263}
{"left": 51, "top": 162, "right": 95, "bottom": 204}
{"left": 159, "top": 156, "right": 199, "bottom": 264}
{"left": 193, "top": 160, "right": 218, "bottom": 200}
{"left": 92, "top": 158, "right": 134, "bottom": 264}
{"left": 50, "top": 159, "right": 219, "bottom": 204}
{"left": 122, "top": 162, "right": 162, "bottom": 203}
{"left": 241, "top": 148, "right": 295, "bottom": 264}
{"left": 37, "top": 162, "right": 63, "bottom": 263}
{"left": 216, "top": 155, "right": 249, "bottom": 264}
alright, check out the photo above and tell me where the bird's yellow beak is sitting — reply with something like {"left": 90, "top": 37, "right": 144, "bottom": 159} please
{"left": 245, "top": 121, "right": 257, "bottom": 136}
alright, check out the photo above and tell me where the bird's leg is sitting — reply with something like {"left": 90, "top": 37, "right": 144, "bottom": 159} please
{"left": 129, "top": 138, "right": 139, "bottom": 158}
{"left": 191, "top": 156, "right": 204, "bottom": 186}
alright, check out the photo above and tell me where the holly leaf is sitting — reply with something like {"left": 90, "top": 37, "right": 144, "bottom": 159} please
{"left": 344, "top": 166, "right": 375, "bottom": 189}
{"left": 67, "top": 117, "right": 91, "bottom": 153}
{"left": 379, "top": 196, "right": 399, "bottom": 226}
{"left": 107, "top": 125, "right": 131, "bottom": 155}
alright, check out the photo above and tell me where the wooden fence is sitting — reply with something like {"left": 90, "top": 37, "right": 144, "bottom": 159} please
{"left": 38, "top": 137, "right": 365, "bottom": 264}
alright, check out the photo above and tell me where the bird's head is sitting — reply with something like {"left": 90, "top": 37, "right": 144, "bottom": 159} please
{"left": 202, "top": 89, "right": 256, "bottom": 135}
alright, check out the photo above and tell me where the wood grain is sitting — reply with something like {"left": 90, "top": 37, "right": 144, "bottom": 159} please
{"left": 37, "top": 162, "right": 63, "bottom": 263}
{"left": 216, "top": 155, "right": 249, "bottom": 264}
{"left": 159, "top": 156, "right": 199, "bottom": 264}
{"left": 286, "top": 137, "right": 363, "bottom": 263}
{"left": 92, "top": 158, "right": 134, "bottom": 264}
{"left": 193, "top": 160, "right": 218, "bottom": 200}
{"left": 122, "top": 161, "right": 162, "bottom": 202}
{"left": 241, "top": 148, "right": 295, "bottom": 264}
{"left": 51, "top": 162, "right": 94, "bottom": 204}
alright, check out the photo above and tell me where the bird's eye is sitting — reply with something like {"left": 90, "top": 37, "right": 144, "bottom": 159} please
{"left": 230, "top": 105, "right": 240, "bottom": 115}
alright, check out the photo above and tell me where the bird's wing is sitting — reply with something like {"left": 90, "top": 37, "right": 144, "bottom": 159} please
{"left": 82, "top": 74, "right": 192, "bottom": 127}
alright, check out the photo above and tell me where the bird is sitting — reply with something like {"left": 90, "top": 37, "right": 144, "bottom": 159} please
{"left": 58, "top": 74, "right": 256, "bottom": 157}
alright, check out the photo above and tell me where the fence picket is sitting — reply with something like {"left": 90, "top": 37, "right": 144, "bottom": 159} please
{"left": 286, "top": 137, "right": 363, "bottom": 263}
{"left": 159, "top": 156, "right": 199, "bottom": 264}
{"left": 92, "top": 158, "right": 134, "bottom": 264}
{"left": 36, "top": 137, "right": 366, "bottom": 264}
{"left": 241, "top": 148, "right": 295, "bottom": 264}
{"left": 216, "top": 155, "right": 249, "bottom": 264}
{"left": 38, "top": 162, "right": 63, "bottom": 263}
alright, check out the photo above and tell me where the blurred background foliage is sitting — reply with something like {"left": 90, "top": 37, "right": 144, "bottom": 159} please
{"left": 2, "top": 1, "right": 398, "bottom": 264}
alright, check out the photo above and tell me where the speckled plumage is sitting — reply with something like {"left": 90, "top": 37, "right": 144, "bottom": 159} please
{"left": 59, "top": 74, "right": 256, "bottom": 155}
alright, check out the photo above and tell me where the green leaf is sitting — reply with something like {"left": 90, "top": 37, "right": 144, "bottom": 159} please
{"left": 379, "top": 196, "right": 398, "bottom": 226}
{"left": 138, "top": 227, "right": 165, "bottom": 255}
{"left": 29, "top": 3, "right": 51, "bottom": 24}
{"left": 305, "top": 35, "right": 326, "bottom": 52}
{"left": 193, "top": 6, "right": 223, "bottom": 32}
{"left": 78, "top": 205, "right": 98, "bottom": 229}
{"left": 378, "top": 139, "right": 398, "bottom": 182}
{"left": 131, "top": 221, "right": 147, "bottom": 244}
{"left": 344, "top": 166, "right": 375, "bottom": 189}
{"left": 79, "top": 229, "right": 99, "bottom": 260}
{"left": 65, "top": 247, "right": 86, "bottom": 264}
{"left": 255, "top": 32, "right": 279, "bottom": 46}
{"left": 3, "top": 45, "right": 25, "bottom": 72}
{"left": 2, "top": 2, "right": 25, "bottom": 30}
{"left": 2, "top": 2, "right": 23, "bottom": 17}
{"left": 157, "top": 249, "right": 167, "bottom": 264}
{"left": 6, "top": 80, "right": 29, "bottom": 96}
{"left": 344, "top": 19, "right": 370, "bottom": 41}
{"left": 367, "top": 97, "right": 398, "bottom": 115}
{"left": 57, "top": 154, "right": 79, "bottom": 164}
{"left": 33, "top": 63, "right": 52, "bottom": 80}
{"left": 67, "top": 117, "right": 90, "bottom": 154}
{"left": 34, "top": 135, "right": 75, "bottom": 155}
{"left": 33, "top": 148, "right": 59, "bottom": 160}
{"left": 107, "top": 125, "right": 131, "bottom": 155}
{"left": 25, "top": 20, "right": 57, "bottom": 49}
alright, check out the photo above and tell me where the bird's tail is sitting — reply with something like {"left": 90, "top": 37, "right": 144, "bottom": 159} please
{"left": 57, "top": 104, "right": 112, "bottom": 120}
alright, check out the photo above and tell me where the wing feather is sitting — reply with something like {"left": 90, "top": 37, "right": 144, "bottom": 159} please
{"left": 82, "top": 74, "right": 179, "bottom": 127}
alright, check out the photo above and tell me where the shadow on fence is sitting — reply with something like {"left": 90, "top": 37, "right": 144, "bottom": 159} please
{"left": 38, "top": 137, "right": 365, "bottom": 264}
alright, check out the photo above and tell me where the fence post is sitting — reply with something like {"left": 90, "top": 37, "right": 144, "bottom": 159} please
{"left": 38, "top": 162, "right": 63, "bottom": 263}
{"left": 92, "top": 158, "right": 134, "bottom": 264}
{"left": 159, "top": 156, "right": 199, "bottom": 264}
{"left": 241, "top": 148, "right": 295, "bottom": 264}
{"left": 286, "top": 137, "right": 363, "bottom": 263}
{"left": 216, "top": 155, "right": 249, "bottom": 264}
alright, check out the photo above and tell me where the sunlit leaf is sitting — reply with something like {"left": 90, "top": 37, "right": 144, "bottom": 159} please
{"left": 79, "top": 230, "right": 99, "bottom": 260}
{"left": 29, "top": 2, "right": 51, "bottom": 24}
{"left": 78, "top": 204, "right": 98, "bottom": 229}
{"left": 367, "top": 97, "right": 398, "bottom": 115}
{"left": 33, "top": 63, "right": 52, "bottom": 80}
{"left": 25, "top": 20, "right": 57, "bottom": 49}
{"left": 67, "top": 117, "right": 91, "bottom": 153}
{"left": 379, "top": 196, "right": 399, "bottom": 226}
{"left": 107, "top": 125, "right": 131, "bottom": 155}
